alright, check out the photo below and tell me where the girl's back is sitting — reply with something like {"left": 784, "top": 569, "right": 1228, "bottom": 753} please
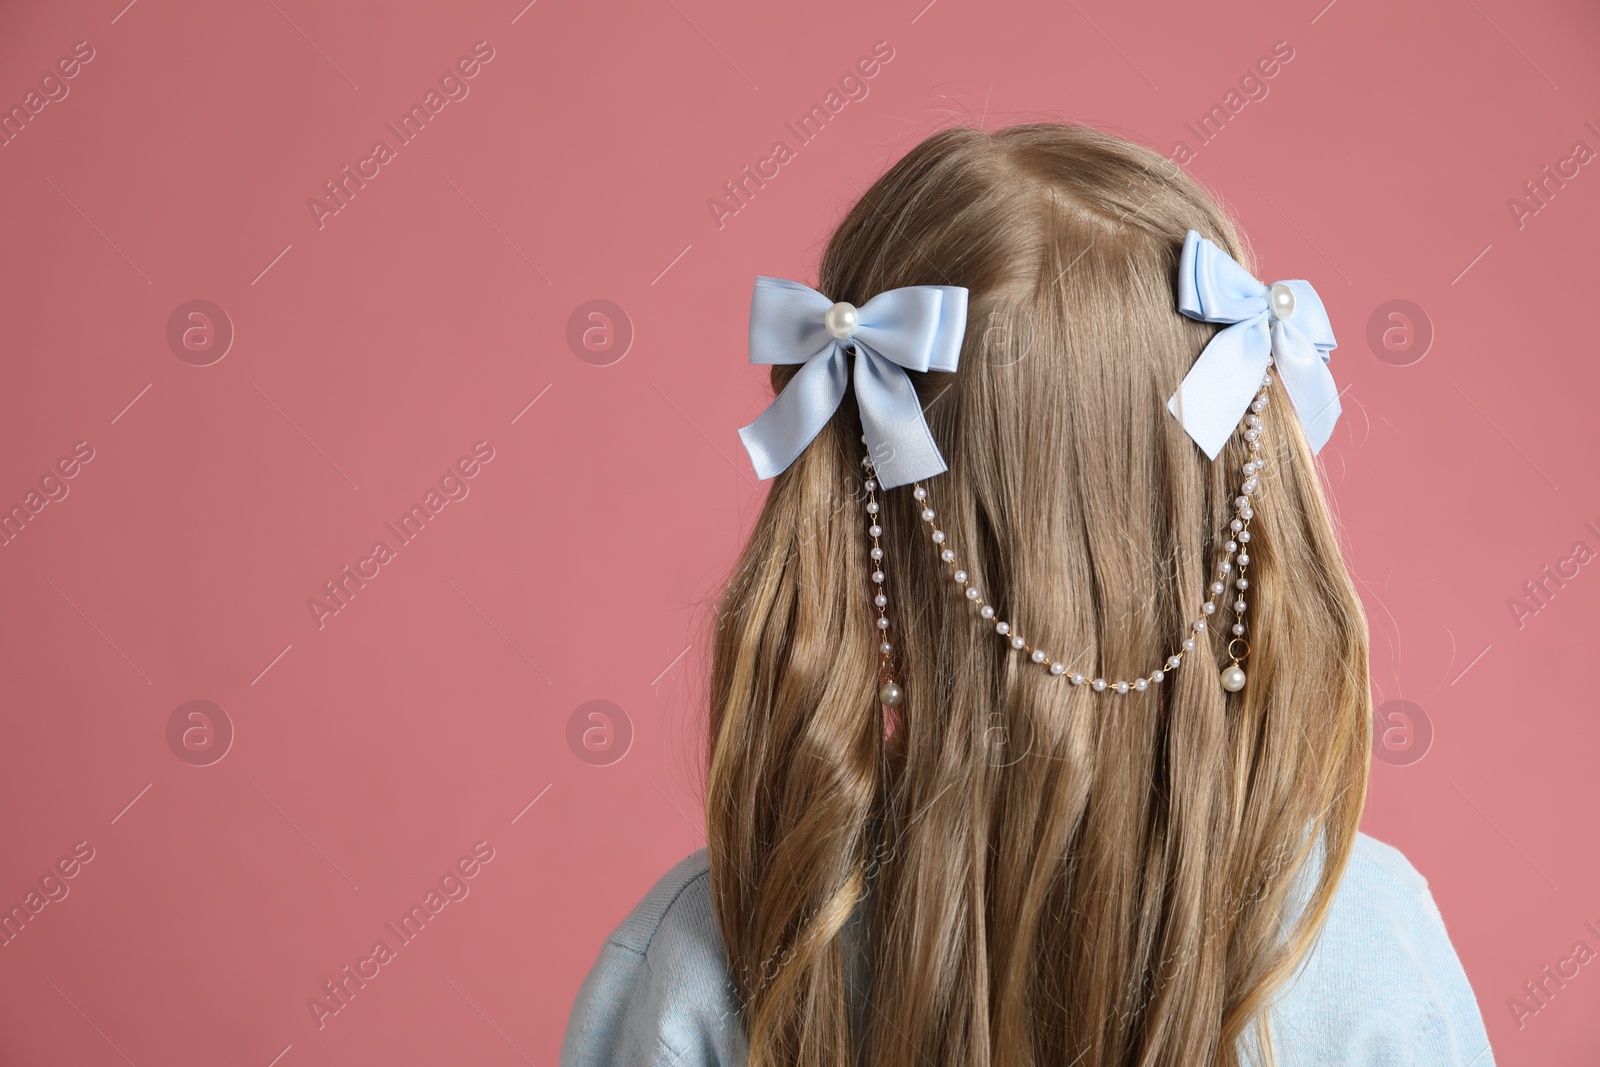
{"left": 562, "top": 122, "right": 1495, "bottom": 1067}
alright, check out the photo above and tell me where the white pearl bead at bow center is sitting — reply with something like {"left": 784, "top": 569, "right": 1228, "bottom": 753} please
{"left": 1268, "top": 283, "right": 1296, "bottom": 319}
{"left": 825, "top": 301, "right": 860, "bottom": 339}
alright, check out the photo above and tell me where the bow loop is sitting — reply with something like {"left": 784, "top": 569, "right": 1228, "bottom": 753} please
{"left": 738, "top": 276, "right": 968, "bottom": 489}
{"left": 1167, "top": 231, "right": 1340, "bottom": 459}
{"left": 1178, "top": 232, "right": 1269, "bottom": 325}
{"left": 853, "top": 285, "right": 966, "bottom": 374}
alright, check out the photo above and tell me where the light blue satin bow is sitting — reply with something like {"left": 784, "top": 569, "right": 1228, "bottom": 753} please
{"left": 1167, "top": 230, "right": 1340, "bottom": 460}
{"left": 737, "top": 276, "right": 969, "bottom": 489}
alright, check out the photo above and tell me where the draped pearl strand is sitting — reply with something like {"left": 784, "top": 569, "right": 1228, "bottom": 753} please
{"left": 861, "top": 475, "right": 902, "bottom": 707}
{"left": 865, "top": 373, "right": 1273, "bottom": 703}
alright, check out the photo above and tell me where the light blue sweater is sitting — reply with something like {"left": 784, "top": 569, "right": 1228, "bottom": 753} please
{"left": 560, "top": 833, "right": 1495, "bottom": 1066}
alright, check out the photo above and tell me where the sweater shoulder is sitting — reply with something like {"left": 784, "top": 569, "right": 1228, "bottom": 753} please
{"left": 1267, "top": 831, "right": 1496, "bottom": 1065}
{"left": 560, "top": 849, "right": 745, "bottom": 1067}
{"left": 605, "top": 847, "right": 716, "bottom": 957}
{"left": 1346, "top": 831, "right": 1431, "bottom": 899}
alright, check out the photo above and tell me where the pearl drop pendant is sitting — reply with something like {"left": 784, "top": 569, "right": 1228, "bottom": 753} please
{"left": 1219, "top": 664, "right": 1247, "bottom": 692}
{"left": 879, "top": 680, "right": 904, "bottom": 706}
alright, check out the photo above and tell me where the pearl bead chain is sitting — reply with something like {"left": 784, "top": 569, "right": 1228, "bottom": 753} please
{"left": 863, "top": 373, "right": 1274, "bottom": 701}
{"left": 860, "top": 467, "right": 904, "bottom": 707}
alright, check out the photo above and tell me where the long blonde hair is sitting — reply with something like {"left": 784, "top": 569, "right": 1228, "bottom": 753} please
{"left": 705, "top": 122, "right": 1371, "bottom": 1067}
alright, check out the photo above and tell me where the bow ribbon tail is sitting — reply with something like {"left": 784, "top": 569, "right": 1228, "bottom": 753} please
{"left": 854, "top": 344, "right": 948, "bottom": 489}
{"left": 736, "top": 345, "right": 849, "bottom": 480}
{"left": 1270, "top": 322, "right": 1341, "bottom": 454}
{"left": 1166, "top": 315, "right": 1274, "bottom": 460}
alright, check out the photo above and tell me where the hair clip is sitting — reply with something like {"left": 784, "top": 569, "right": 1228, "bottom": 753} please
{"left": 1167, "top": 230, "right": 1340, "bottom": 459}
{"left": 736, "top": 276, "right": 969, "bottom": 490}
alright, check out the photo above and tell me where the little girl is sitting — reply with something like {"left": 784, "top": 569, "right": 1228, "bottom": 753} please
{"left": 560, "top": 122, "right": 1494, "bottom": 1067}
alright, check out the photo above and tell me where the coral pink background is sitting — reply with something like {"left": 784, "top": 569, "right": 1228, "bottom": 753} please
{"left": 1, "top": 0, "right": 1595, "bottom": 1063}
